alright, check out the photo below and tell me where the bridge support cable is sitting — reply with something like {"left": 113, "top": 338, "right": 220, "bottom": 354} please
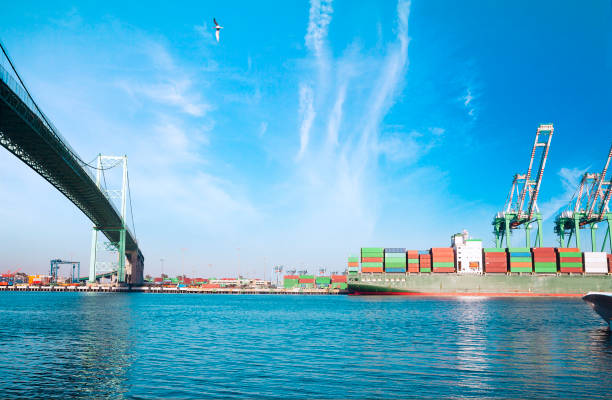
{"left": 88, "top": 155, "right": 132, "bottom": 283}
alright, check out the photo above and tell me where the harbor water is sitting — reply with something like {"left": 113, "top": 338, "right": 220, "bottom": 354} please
{"left": 1, "top": 292, "right": 611, "bottom": 399}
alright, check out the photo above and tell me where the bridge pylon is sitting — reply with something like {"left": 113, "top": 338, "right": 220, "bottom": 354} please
{"left": 88, "top": 155, "right": 129, "bottom": 284}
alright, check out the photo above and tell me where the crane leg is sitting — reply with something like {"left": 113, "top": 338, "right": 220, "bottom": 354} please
{"left": 590, "top": 224, "right": 597, "bottom": 252}
{"left": 574, "top": 216, "right": 581, "bottom": 250}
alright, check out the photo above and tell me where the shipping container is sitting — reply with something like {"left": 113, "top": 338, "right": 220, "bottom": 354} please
{"left": 331, "top": 275, "right": 347, "bottom": 283}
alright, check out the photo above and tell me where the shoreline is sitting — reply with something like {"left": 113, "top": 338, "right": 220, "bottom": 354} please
{"left": 0, "top": 285, "right": 347, "bottom": 295}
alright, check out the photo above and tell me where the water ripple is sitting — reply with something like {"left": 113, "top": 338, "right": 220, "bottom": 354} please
{"left": 0, "top": 293, "right": 611, "bottom": 398}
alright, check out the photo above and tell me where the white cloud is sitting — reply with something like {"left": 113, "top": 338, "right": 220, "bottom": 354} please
{"left": 305, "top": 0, "right": 334, "bottom": 57}
{"left": 297, "top": 84, "right": 315, "bottom": 159}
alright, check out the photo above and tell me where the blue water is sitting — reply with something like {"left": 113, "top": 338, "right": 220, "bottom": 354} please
{"left": 0, "top": 293, "right": 611, "bottom": 399}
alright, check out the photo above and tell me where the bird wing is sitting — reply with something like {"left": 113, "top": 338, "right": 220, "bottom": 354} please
{"left": 214, "top": 18, "right": 218, "bottom": 26}
{"left": 215, "top": 30, "right": 220, "bottom": 42}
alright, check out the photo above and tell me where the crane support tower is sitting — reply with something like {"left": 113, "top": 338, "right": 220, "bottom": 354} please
{"left": 50, "top": 259, "right": 81, "bottom": 283}
{"left": 493, "top": 124, "right": 554, "bottom": 248}
{"left": 554, "top": 143, "right": 612, "bottom": 252}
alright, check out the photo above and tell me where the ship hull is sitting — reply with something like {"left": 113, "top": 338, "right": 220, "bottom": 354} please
{"left": 583, "top": 292, "right": 612, "bottom": 324}
{"left": 348, "top": 273, "right": 612, "bottom": 297}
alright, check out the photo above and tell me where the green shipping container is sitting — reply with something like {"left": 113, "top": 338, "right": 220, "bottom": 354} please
{"left": 558, "top": 252, "right": 582, "bottom": 258}
{"left": 362, "top": 247, "right": 384, "bottom": 252}
{"left": 316, "top": 277, "right": 331, "bottom": 284}
{"left": 361, "top": 262, "right": 383, "bottom": 268}
{"left": 484, "top": 248, "right": 506, "bottom": 253}
{"left": 508, "top": 247, "right": 530, "bottom": 252}
{"left": 510, "top": 257, "right": 532, "bottom": 263}
{"left": 284, "top": 279, "right": 299, "bottom": 288}
{"left": 432, "top": 262, "right": 454, "bottom": 268}
{"left": 510, "top": 266, "right": 532, "bottom": 272}
{"left": 407, "top": 259, "right": 419, "bottom": 264}
{"left": 534, "top": 263, "right": 557, "bottom": 273}
{"left": 332, "top": 282, "right": 348, "bottom": 289}
{"left": 299, "top": 275, "right": 315, "bottom": 280}
{"left": 347, "top": 256, "right": 359, "bottom": 263}
{"left": 420, "top": 268, "right": 431, "bottom": 272}
{"left": 560, "top": 262, "right": 583, "bottom": 268}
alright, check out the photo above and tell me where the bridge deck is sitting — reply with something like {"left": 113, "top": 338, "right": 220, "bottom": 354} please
{"left": 0, "top": 63, "right": 141, "bottom": 257}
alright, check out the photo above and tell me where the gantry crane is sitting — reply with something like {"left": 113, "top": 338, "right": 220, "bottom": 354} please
{"left": 554, "top": 143, "right": 612, "bottom": 252}
{"left": 493, "top": 124, "right": 554, "bottom": 248}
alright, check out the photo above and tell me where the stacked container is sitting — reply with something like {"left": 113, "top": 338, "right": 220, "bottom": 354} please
{"left": 298, "top": 275, "right": 315, "bottom": 288}
{"left": 331, "top": 275, "right": 347, "bottom": 283}
{"left": 361, "top": 248, "right": 384, "bottom": 273}
{"left": 315, "top": 276, "right": 331, "bottom": 288}
{"left": 407, "top": 250, "right": 419, "bottom": 273}
{"left": 419, "top": 252, "right": 432, "bottom": 272}
{"left": 455, "top": 239, "right": 483, "bottom": 274}
{"left": 532, "top": 247, "right": 557, "bottom": 273}
{"left": 347, "top": 256, "right": 359, "bottom": 275}
{"left": 384, "top": 248, "right": 407, "bottom": 273}
{"left": 431, "top": 248, "right": 455, "bottom": 272}
{"left": 557, "top": 248, "right": 583, "bottom": 273}
{"left": 583, "top": 252, "right": 607, "bottom": 274}
{"left": 483, "top": 248, "right": 507, "bottom": 273}
{"left": 608, "top": 254, "right": 612, "bottom": 273}
{"left": 508, "top": 247, "right": 532, "bottom": 273}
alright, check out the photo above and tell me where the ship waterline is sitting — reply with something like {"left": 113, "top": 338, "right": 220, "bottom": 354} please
{"left": 348, "top": 273, "right": 612, "bottom": 296}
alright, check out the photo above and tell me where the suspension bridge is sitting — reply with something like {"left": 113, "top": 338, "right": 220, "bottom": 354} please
{"left": 0, "top": 41, "right": 144, "bottom": 284}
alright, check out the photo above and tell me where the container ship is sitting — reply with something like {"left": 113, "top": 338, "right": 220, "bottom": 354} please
{"left": 347, "top": 232, "right": 612, "bottom": 296}
{"left": 347, "top": 125, "right": 612, "bottom": 296}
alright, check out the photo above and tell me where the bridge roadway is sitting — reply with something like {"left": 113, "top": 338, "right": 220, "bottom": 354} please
{"left": 0, "top": 62, "right": 144, "bottom": 284}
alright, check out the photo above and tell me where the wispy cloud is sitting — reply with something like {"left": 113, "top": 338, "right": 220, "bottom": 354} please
{"left": 283, "top": 0, "right": 414, "bottom": 249}
{"left": 539, "top": 167, "right": 587, "bottom": 220}
{"left": 297, "top": 84, "right": 315, "bottom": 159}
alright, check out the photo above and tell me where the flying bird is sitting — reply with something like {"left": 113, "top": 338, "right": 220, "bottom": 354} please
{"left": 213, "top": 18, "right": 223, "bottom": 42}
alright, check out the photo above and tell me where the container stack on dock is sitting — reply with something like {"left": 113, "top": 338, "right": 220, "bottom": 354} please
{"left": 384, "top": 248, "right": 407, "bottom": 273}
{"left": 347, "top": 256, "right": 360, "bottom": 276}
{"left": 532, "top": 247, "right": 557, "bottom": 273}
{"left": 331, "top": 275, "right": 348, "bottom": 289}
{"left": 508, "top": 247, "right": 532, "bottom": 273}
{"left": 608, "top": 254, "right": 612, "bottom": 272}
{"left": 298, "top": 275, "right": 315, "bottom": 288}
{"left": 361, "top": 248, "right": 384, "bottom": 273}
{"left": 431, "top": 248, "right": 455, "bottom": 273}
{"left": 283, "top": 275, "right": 299, "bottom": 288}
{"left": 483, "top": 248, "right": 507, "bottom": 273}
{"left": 419, "top": 252, "right": 432, "bottom": 272}
{"left": 557, "top": 248, "right": 583, "bottom": 273}
{"left": 315, "top": 276, "right": 331, "bottom": 288}
{"left": 407, "top": 250, "right": 419, "bottom": 273}
{"left": 583, "top": 252, "right": 607, "bottom": 274}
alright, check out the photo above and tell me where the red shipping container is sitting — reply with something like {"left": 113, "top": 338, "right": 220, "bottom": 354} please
{"left": 557, "top": 248, "right": 580, "bottom": 253}
{"left": 347, "top": 262, "right": 359, "bottom": 267}
{"left": 284, "top": 275, "right": 299, "bottom": 280}
{"left": 431, "top": 248, "right": 454, "bottom": 253}
{"left": 432, "top": 267, "right": 455, "bottom": 273}
{"left": 608, "top": 254, "right": 612, "bottom": 272}
{"left": 201, "top": 284, "right": 220, "bottom": 288}
{"left": 331, "top": 275, "right": 347, "bottom": 283}
{"left": 533, "top": 256, "right": 556, "bottom": 262}
{"left": 362, "top": 267, "right": 384, "bottom": 273}
{"left": 154, "top": 277, "right": 163, "bottom": 283}
{"left": 407, "top": 264, "right": 419, "bottom": 273}
{"left": 560, "top": 267, "right": 582, "bottom": 273}
{"left": 532, "top": 247, "right": 556, "bottom": 252}
{"left": 406, "top": 250, "right": 419, "bottom": 258}
{"left": 298, "top": 278, "right": 315, "bottom": 283}
{"left": 362, "top": 257, "right": 383, "bottom": 262}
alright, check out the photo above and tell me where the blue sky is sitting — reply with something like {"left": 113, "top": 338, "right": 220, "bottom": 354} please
{"left": 0, "top": 1, "right": 611, "bottom": 277}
